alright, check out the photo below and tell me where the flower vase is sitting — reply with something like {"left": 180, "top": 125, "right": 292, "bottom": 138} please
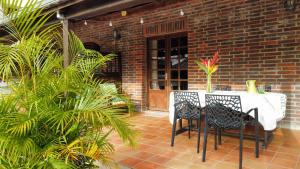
{"left": 206, "top": 74, "right": 212, "bottom": 93}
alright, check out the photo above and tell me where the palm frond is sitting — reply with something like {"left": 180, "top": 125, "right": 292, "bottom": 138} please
{"left": 41, "top": 157, "right": 75, "bottom": 169}
{"left": 0, "top": 135, "right": 39, "bottom": 164}
{"left": 0, "top": 0, "right": 56, "bottom": 41}
{"left": 0, "top": 44, "right": 23, "bottom": 80}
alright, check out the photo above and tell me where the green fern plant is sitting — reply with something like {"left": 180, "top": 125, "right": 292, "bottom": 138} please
{"left": 0, "top": 0, "right": 136, "bottom": 168}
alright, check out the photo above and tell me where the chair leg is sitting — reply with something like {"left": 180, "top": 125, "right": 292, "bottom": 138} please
{"left": 188, "top": 119, "right": 191, "bottom": 139}
{"left": 197, "top": 118, "right": 201, "bottom": 153}
{"left": 202, "top": 121, "right": 208, "bottom": 162}
{"left": 239, "top": 127, "right": 244, "bottom": 169}
{"left": 214, "top": 127, "right": 218, "bottom": 150}
{"left": 171, "top": 117, "right": 177, "bottom": 147}
{"left": 264, "top": 131, "right": 268, "bottom": 149}
{"left": 179, "top": 119, "right": 183, "bottom": 129}
{"left": 255, "top": 108, "right": 259, "bottom": 158}
{"left": 218, "top": 128, "right": 222, "bottom": 145}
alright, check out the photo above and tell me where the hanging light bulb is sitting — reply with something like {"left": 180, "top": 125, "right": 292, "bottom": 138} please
{"left": 140, "top": 18, "right": 144, "bottom": 24}
{"left": 109, "top": 21, "right": 113, "bottom": 27}
{"left": 180, "top": 9, "right": 184, "bottom": 16}
{"left": 56, "top": 10, "right": 64, "bottom": 20}
{"left": 84, "top": 20, "right": 87, "bottom": 26}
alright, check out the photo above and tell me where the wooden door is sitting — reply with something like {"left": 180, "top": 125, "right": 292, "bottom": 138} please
{"left": 148, "top": 34, "right": 188, "bottom": 111}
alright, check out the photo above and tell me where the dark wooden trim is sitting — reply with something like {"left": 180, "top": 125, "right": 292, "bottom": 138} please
{"left": 143, "top": 17, "right": 187, "bottom": 37}
{"left": 43, "top": 0, "right": 86, "bottom": 15}
{"left": 143, "top": 33, "right": 149, "bottom": 110}
{"left": 65, "top": 0, "right": 156, "bottom": 19}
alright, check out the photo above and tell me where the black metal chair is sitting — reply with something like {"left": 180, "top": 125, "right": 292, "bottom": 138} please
{"left": 171, "top": 91, "right": 203, "bottom": 153}
{"left": 202, "top": 94, "right": 259, "bottom": 169}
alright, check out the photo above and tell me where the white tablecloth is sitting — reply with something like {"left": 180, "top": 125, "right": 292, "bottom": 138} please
{"left": 169, "top": 90, "right": 287, "bottom": 131}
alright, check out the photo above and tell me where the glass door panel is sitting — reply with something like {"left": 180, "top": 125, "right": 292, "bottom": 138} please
{"left": 180, "top": 48, "right": 188, "bottom": 69}
{"left": 180, "top": 70, "right": 188, "bottom": 79}
{"left": 171, "top": 81, "right": 179, "bottom": 90}
{"left": 180, "top": 81, "right": 188, "bottom": 90}
{"left": 171, "top": 49, "right": 179, "bottom": 69}
{"left": 149, "top": 38, "right": 167, "bottom": 93}
{"left": 169, "top": 36, "right": 188, "bottom": 91}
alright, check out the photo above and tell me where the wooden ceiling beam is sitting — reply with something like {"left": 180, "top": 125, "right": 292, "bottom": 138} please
{"left": 45, "top": 0, "right": 86, "bottom": 14}
{"left": 64, "top": 0, "right": 156, "bottom": 19}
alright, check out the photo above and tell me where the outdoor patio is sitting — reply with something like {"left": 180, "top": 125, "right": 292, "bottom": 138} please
{"left": 110, "top": 114, "right": 300, "bottom": 169}
{"left": 0, "top": 0, "right": 299, "bottom": 168}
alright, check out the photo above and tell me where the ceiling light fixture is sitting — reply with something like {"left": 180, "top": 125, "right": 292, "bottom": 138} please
{"left": 140, "top": 18, "right": 144, "bottom": 24}
{"left": 284, "top": 0, "right": 297, "bottom": 11}
{"left": 121, "top": 11, "right": 127, "bottom": 17}
{"left": 109, "top": 21, "right": 113, "bottom": 27}
{"left": 84, "top": 20, "right": 87, "bottom": 26}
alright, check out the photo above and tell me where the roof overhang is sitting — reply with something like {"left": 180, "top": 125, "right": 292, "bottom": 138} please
{"left": 67, "top": 0, "right": 155, "bottom": 19}
{"left": 0, "top": 0, "right": 176, "bottom": 37}
{"left": 55, "top": 0, "right": 160, "bottom": 20}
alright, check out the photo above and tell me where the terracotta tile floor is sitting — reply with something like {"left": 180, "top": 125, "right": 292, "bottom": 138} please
{"left": 109, "top": 114, "right": 300, "bottom": 169}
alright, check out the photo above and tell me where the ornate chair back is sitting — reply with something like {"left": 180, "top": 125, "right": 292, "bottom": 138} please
{"left": 174, "top": 91, "right": 201, "bottom": 118}
{"left": 174, "top": 91, "right": 200, "bottom": 107}
{"left": 205, "top": 94, "right": 244, "bottom": 129}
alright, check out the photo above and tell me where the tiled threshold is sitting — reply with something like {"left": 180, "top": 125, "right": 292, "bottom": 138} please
{"left": 142, "top": 110, "right": 169, "bottom": 117}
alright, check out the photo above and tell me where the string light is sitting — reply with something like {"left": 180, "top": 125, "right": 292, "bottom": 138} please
{"left": 109, "top": 20, "right": 113, "bottom": 27}
{"left": 84, "top": 20, "right": 87, "bottom": 26}
{"left": 180, "top": 9, "right": 184, "bottom": 16}
{"left": 56, "top": 10, "right": 64, "bottom": 19}
{"left": 140, "top": 18, "right": 144, "bottom": 24}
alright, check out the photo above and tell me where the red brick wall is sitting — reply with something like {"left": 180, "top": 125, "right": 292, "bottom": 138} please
{"left": 71, "top": 14, "right": 146, "bottom": 111}
{"left": 72, "top": 0, "right": 300, "bottom": 129}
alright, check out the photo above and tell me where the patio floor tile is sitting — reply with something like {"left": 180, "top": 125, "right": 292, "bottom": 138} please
{"left": 148, "top": 155, "right": 172, "bottom": 164}
{"left": 270, "top": 157, "right": 298, "bottom": 168}
{"left": 133, "top": 161, "right": 163, "bottom": 169}
{"left": 110, "top": 114, "right": 300, "bottom": 169}
{"left": 119, "top": 157, "right": 143, "bottom": 167}
{"left": 296, "top": 162, "right": 300, "bottom": 169}
{"left": 134, "top": 151, "right": 156, "bottom": 160}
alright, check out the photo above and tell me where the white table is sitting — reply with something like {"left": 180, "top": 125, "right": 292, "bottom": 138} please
{"left": 169, "top": 90, "right": 287, "bottom": 131}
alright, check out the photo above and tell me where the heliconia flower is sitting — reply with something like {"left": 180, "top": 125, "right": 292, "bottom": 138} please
{"left": 210, "top": 51, "right": 218, "bottom": 66}
{"left": 195, "top": 51, "right": 219, "bottom": 75}
{"left": 201, "top": 59, "right": 208, "bottom": 67}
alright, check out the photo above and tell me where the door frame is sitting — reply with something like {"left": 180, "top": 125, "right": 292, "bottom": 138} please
{"left": 146, "top": 32, "right": 188, "bottom": 111}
